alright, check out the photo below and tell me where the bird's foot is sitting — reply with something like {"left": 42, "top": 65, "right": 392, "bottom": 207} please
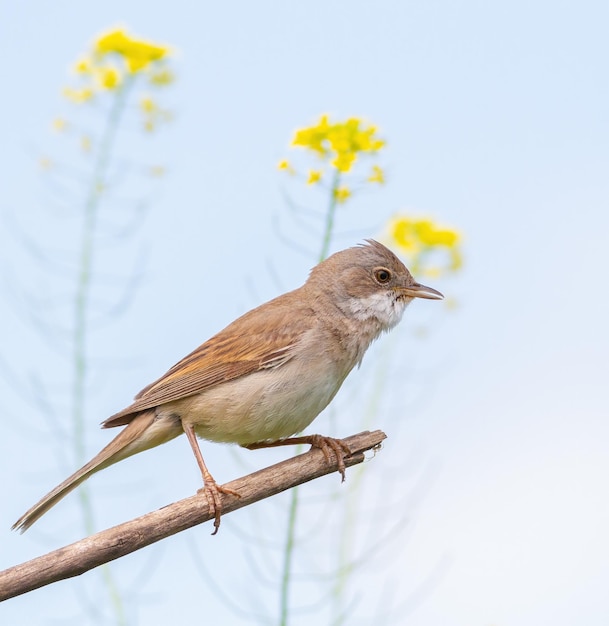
{"left": 305, "top": 435, "right": 352, "bottom": 482}
{"left": 244, "top": 434, "right": 352, "bottom": 481}
{"left": 197, "top": 481, "right": 241, "bottom": 535}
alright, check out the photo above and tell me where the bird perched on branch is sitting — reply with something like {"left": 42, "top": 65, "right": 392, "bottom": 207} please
{"left": 13, "top": 240, "right": 443, "bottom": 534}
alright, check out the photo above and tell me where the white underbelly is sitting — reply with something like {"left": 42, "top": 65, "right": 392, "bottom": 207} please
{"left": 168, "top": 359, "right": 348, "bottom": 445}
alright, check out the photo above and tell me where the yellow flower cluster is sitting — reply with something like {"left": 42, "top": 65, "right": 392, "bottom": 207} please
{"left": 368, "top": 165, "right": 384, "bottom": 184}
{"left": 279, "top": 115, "right": 385, "bottom": 206}
{"left": 307, "top": 170, "right": 322, "bottom": 184}
{"left": 278, "top": 159, "right": 293, "bottom": 173}
{"left": 334, "top": 186, "right": 351, "bottom": 203}
{"left": 140, "top": 96, "right": 173, "bottom": 132}
{"left": 63, "top": 27, "right": 173, "bottom": 107}
{"left": 95, "top": 29, "right": 168, "bottom": 73}
{"left": 389, "top": 215, "right": 462, "bottom": 277}
{"left": 292, "top": 115, "right": 385, "bottom": 173}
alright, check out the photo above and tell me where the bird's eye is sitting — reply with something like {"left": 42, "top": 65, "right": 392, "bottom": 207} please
{"left": 374, "top": 268, "right": 392, "bottom": 283}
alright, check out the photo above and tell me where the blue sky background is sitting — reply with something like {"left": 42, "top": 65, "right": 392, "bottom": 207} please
{"left": 1, "top": 1, "right": 608, "bottom": 625}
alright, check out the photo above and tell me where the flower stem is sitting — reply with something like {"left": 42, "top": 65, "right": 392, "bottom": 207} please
{"left": 318, "top": 170, "right": 340, "bottom": 261}
{"left": 279, "top": 170, "right": 341, "bottom": 625}
{"left": 330, "top": 343, "right": 396, "bottom": 624}
{"left": 72, "top": 74, "right": 134, "bottom": 626}
{"left": 279, "top": 482, "right": 299, "bottom": 626}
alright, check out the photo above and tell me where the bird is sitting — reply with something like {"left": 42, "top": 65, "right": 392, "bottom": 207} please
{"left": 13, "top": 240, "right": 443, "bottom": 534}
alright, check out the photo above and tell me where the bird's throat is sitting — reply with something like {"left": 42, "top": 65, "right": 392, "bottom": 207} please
{"left": 346, "top": 292, "right": 408, "bottom": 331}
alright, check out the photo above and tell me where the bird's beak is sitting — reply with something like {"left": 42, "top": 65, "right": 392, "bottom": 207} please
{"left": 399, "top": 282, "right": 444, "bottom": 300}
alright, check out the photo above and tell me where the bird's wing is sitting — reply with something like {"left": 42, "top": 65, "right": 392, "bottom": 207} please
{"left": 103, "top": 294, "right": 313, "bottom": 427}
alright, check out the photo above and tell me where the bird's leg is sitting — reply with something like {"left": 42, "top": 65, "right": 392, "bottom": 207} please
{"left": 243, "top": 435, "right": 352, "bottom": 482}
{"left": 183, "top": 424, "right": 240, "bottom": 535}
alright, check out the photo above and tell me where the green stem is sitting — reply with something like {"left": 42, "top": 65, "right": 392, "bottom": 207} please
{"left": 279, "top": 482, "right": 299, "bottom": 626}
{"left": 318, "top": 170, "right": 340, "bottom": 261}
{"left": 330, "top": 343, "right": 396, "bottom": 625}
{"left": 279, "top": 170, "right": 341, "bottom": 626}
{"left": 72, "top": 74, "right": 134, "bottom": 626}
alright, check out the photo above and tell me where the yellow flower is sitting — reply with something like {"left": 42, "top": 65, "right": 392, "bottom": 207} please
{"left": 80, "top": 135, "right": 92, "bottom": 152}
{"left": 414, "top": 219, "right": 460, "bottom": 247}
{"left": 307, "top": 170, "right": 322, "bottom": 185}
{"left": 292, "top": 115, "right": 385, "bottom": 174}
{"left": 278, "top": 159, "right": 295, "bottom": 174}
{"left": 39, "top": 156, "right": 53, "bottom": 170}
{"left": 62, "top": 87, "right": 94, "bottom": 103}
{"left": 96, "top": 65, "right": 121, "bottom": 89}
{"left": 391, "top": 217, "right": 460, "bottom": 249}
{"left": 334, "top": 186, "right": 351, "bottom": 203}
{"left": 74, "top": 57, "right": 92, "bottom": 73}
{"left": 148, "top": 68, "right": 174, "bottom": 86}
{"left": 138, "top": 97, "right": 172, "bottom": 132}
{"left": 94, "top": 28, "right": 169, "bottom": 73}
{"left": 140, "top": 96, "right": 157, "bottom": 113}
{"left": 332, "top": 151, "right": 356, "bottom": 173}
{"left": 391, "top": 218, "right": 422, "bottom": 254}
{"left": 388, "top": 215, "right": 463, "bottom": 277}
{"left": 292, "top": 114, "right": 330, "bottom": 155}
{"left": 52, "top": 118, "right": 68, "bottom": 132}
{"left": 368, "top": 165, "right": 384, "bottom": 184}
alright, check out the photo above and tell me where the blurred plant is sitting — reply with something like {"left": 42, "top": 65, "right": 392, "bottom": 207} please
{"left": 275, "top": 115, "right": 387, "bottom": 626}
{"left": 271, "top": 115, "right": 463, "bottom": 625}
{"left": 279, "top": 114, "right": 385, "bottom": 260}
{"left": 15, "top": 26, "right": 175, "bottom": 625}
{"left": 388, "top": 215, "right": 462, "bottom": 278}
{"left": 63, "top": 28, "right": 173, "bottom": 131}
{"left": 62, "top": 23, "right": 173, "bottom": 533}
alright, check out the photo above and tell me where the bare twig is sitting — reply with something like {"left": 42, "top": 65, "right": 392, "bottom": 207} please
{"left": 0, "top": 430, "right": 386, "bottom": 602}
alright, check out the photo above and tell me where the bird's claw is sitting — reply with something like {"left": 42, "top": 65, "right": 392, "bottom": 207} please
{"left": 306, "top": 435, "right": 352, "bottom": 482}
{"left": 197, "top": 482, "right": 240, "bottom": 535}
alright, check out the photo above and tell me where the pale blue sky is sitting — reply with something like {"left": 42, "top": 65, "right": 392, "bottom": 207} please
{"left": 1, "top": 1, "right": 608, "bottom": 625}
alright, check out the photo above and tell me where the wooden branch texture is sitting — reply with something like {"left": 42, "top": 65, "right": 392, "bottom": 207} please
{"left": 0, "top": 430, "right": 386, "bottom": 602}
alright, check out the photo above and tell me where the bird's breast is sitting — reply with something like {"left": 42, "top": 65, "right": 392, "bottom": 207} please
{"left": 171, "top": 353, "right": 352, "bottom": 445}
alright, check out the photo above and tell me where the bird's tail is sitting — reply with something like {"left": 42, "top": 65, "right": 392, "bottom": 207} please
{"left": 12, "top": 410, "right": 182, "bottom": 533}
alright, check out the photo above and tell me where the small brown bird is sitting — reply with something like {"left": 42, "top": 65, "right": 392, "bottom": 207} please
{"left": 13, "top": 240, "right": 443, "bottom": 534}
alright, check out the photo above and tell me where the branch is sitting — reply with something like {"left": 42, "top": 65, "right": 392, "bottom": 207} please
{"left": 0, "top": 430, "right": 386, "bottom": 602}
